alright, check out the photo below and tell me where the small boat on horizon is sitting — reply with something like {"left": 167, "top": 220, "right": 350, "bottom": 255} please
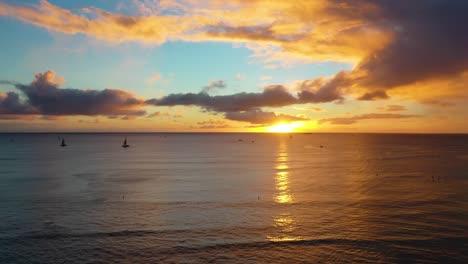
{"left": 60, "top": 138, "right": 67, "bottom": 147}
{"left": 122, "top": 137, "right": 130, "bottom": 148}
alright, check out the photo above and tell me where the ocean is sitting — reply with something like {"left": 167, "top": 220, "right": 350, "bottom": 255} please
{"left": 0, "top": 133, "right": 467, "bottom": 263}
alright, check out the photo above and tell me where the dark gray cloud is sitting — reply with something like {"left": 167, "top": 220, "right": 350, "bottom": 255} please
{"left": 1, "top": 71, "right": 322, "bottom": 124}
{"left": 148, "top": 85, "right": 296, "bottom": 112}
{"left": 2, "top": 70, "right": 146, "bottom": 117}
{"left": 297, "top": 71, "right": 347, "bottom": 103}
{"left": 321, "top": 0, "right": 468, "bottom": 98}
{"left": 225, "top": 108, "right": 308, "bottom": 125}
{"left": 356, "top": 0, "right": 468, "bottom": 89}
{"left": 146, "top": 81, "right": 342, "bottom": 124}
{"left": 319, "top": 113, "right": 420, "bottom": 125}
{"left": 0, "top": 92, "right": 38, "bottom": 115}
{"left": 148, "top": 83, "right": 343, "bottom": 112}
{"left": 201, "top": 80, "right": 226, "bottom": 93}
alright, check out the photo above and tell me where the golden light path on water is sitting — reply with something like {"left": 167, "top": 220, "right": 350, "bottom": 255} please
{"left": 267, "top": 138, "right": 302, "bottom": 242}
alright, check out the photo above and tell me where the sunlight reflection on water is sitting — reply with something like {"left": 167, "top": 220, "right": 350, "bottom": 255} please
{"left": 268, "top": 139, "right": 302, "bottom": 242}
{"left": 274, "top": 140, "right": 292, "bottom": 204}
{"left": 0, "top": 133, "right": 467, "bottom": 263}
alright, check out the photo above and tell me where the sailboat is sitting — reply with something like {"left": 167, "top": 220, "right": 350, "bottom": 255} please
{"left": 122, "top": 137, "right": 130, "bottom": 148}
{"left": 60, "top": 138, "right": 67, "bottom": 147}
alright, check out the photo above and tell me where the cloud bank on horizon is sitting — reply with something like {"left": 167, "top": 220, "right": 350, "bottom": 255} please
{"left": 0, "top": 0, "right": 467, "bottom": 131}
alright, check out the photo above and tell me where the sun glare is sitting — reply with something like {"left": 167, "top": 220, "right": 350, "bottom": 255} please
{"left": 267, "top": 122, "right": 302, "bottom": 133}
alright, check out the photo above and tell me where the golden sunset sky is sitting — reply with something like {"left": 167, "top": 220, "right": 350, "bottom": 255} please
{"left": 0, "top": 0, "right": 467, "bottom": 132}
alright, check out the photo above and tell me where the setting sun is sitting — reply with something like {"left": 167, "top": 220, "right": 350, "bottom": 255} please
{"left": 0, "top": 1, "right": 466, "bottom": 263}
{"left": 267, "top": 122, "right": 302, "bottom": 133}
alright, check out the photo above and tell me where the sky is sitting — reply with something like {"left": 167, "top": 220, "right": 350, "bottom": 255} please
{"left": 0, "top": 0, "right": 467, "bottom": 133}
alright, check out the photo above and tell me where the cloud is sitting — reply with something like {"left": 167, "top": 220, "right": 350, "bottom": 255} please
{"left": 1, "top": 71, "right": 316, "bottom": 125}
{"left": 1, "top": 70, "right": 146, "bottom": 117}
{"left": 379, "top": 105, "right": 406, "bottom": 112}
{"left": 149, "top": 81, "right": 343, "bottom": 112}
{"left": 196, "top": 119, "right": 231, "bottom": 129}
{"left": 146, "top": 73, "right": 162, "bottom": 84}
{"left": 294, "top": 106, "right": 323, "bottom": 112}
{"left": 357, "top": 1, "right": 468, "bottom": 88}
{"left": 225, "top": 109, "right": 307, "bottom": 125}
{"left": 235, "top": 73, "right": 246, "bottom": 81}
{"left": 146, "top": 110, "right": 183, "bottom": 119}
{"left": 0, "top": 0, "right": 190, "bottom": 44}
{"left": 78, "top": 118, "right": 100, "bottom": 124}
{"left": 296, "top": 72, "right": 346, "bottom": 103}
{"left": 2, "top": 0, "right": 467, "bottom": 105}
{"left": 1, "top": 0, "right": 467, "bottom": 129}
{"left": 203, "top": 23, "right": 307, "bottom": 43}
{"left": 260, "top": 76, "right": 272, "bottom": 81}
{"left": 319, "top": 113, "right": 420, "bottom": 125}
{"left": 40, "top": 115, "right": 62, "bottom": 121}
{"left": 358, "top": 90, "right": 389, "bottom": 101}
{"left": 201, "top": 80, "right": 226, "bottom": 93}
{"left": 0, "top": 0, "right": 391, "bottom": 62}
{"left": 146, "top": 78, "right": 345, "bottom": 124}
{"left": 146, "top": 111, "right": 161, "bottom": 118}
{"left": 421, "top": 100, "right": 455, "bottom": 108}
{"left": 0, "top": 92, "right": 38, "bottom": 115}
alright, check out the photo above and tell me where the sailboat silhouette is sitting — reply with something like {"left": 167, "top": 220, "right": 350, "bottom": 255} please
{"left": 60, "top": 138, "right": 67, "bottom": 147}
{"left": 122, "top": 137, "right": 130, "bottom": 148}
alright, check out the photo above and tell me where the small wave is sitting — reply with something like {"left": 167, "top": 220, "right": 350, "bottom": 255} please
{"left": 380, "top": 154, "right": 442, "bottom": 161}
{"left": 0, "top": 170, "right": 17, "bottom": 173}
{"left": 174, "top": 237, "right": 468, "bottom": 253}
{"left": 0, "top": 229, "right": 189, "bottom": 241}
{"left": 3, "top": 230, "right": 465, "bottom": 252}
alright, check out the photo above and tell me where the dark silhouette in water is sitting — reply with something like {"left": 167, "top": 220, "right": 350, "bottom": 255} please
{"left": 60, "top": 138, "right": 67, "bottom": 147}
{"left": 122, "top": 137, "right": 130, "bottom": 148}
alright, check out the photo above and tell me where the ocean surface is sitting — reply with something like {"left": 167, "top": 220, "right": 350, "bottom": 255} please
{"left": 0, "top": 133, "right": 467, "bottom": 263}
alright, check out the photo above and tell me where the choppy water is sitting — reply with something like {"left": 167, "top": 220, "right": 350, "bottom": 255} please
{"left": 0, "top": 133, "right": 467, "bottom": 263}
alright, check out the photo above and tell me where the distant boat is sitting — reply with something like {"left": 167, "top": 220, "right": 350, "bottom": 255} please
{"left": 122, "top": 137, "right": 130, "bottom": 148}
{"left": 60, "top": 138, "right": 67, "bottom": 147}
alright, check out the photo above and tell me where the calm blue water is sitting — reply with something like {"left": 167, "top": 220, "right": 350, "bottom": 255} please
{"left": 0, "top": 133, "right": 467, "bottom": 263}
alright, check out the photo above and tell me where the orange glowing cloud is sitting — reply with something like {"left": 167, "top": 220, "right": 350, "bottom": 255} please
{"left": 1, "top": 0, "right": 468, "bottom": 132}
{"left": 0, "top": 0, "right": 391, "bottom": 63}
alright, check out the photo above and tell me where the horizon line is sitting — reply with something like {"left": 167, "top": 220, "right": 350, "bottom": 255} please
{"left": 0, "top": 131, "right": 467, "bottom": 135}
